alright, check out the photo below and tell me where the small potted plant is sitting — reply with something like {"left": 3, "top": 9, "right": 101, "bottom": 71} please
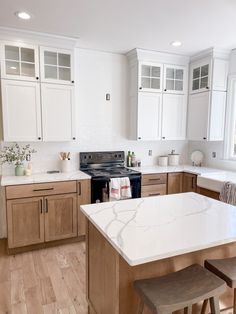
{"left": 0, "top": 143, "right": 37, "bottom": 176}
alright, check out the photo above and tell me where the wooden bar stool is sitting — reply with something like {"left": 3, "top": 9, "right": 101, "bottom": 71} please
{"left": 133, "top": 264, "right": 226, "bottom": 314}
{"left": 205, "top": 257, "right": 236, "bottom": 314}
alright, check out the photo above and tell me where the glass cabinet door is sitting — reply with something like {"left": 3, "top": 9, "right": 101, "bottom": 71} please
{"left": 139, "top": 63, "right": 162, "bottom": 92}
{"left": 164, "top": 65, "right": 185, "bottom": 93}
{"left": 1, "top": 43, "right": 39, "bottom": 81}
{"left": 40, "top": 47, "right": 74, "bottom": 84}
{"left": 192, "top": 63, "right": 210, "bottom": 92}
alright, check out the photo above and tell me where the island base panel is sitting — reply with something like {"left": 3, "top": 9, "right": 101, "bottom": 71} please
{"left": 86, "top": 220, "right": 236, "bottom": 314}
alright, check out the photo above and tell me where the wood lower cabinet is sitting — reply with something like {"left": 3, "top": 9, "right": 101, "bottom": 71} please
{"left": 197, "top": 187, "right": 220, "bottom": 200}
{"left": 167, "top": 172, "right": 183, "bottom": 194}
{"left": 7, "top": 197, "right": 44, "bottom": 248}
{"left": 182, "top": 173, "right": 197, "bottom": 192}
{"left": 77, "top": 179, "right": 91, "bottom": 236}
{"left": 44, "top": 193, "right": 77, "bottom": 242}
{"left": 141, "top": 174, "right": 167, "bottom": 197}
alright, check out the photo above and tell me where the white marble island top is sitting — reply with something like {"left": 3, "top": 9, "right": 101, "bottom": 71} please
{"left": 81, "top": 192, "right": 236, "bottom": 266}
{"left": 1, "top": 170, "right": 91, "bottom": 186}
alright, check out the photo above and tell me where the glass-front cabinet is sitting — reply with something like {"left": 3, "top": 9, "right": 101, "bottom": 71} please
{"left": 190, "top": 58, "right": 212, "bottom": 93}
{"left": 0, "top": 42, "right": 39, "bottom": 81}
{"left": 40, "top": 47, "right": 74, "bottom": 84}
{"left": 139, "top": 63, "right": 162, "bottom": 92}
{"left": 163, "top": 65, "right": 186, "bottom": 94}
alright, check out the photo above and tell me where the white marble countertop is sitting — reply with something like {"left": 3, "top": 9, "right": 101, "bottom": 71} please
{"left": 81, "top": 192, "right": 236, "bottom": 266}
{"left": 131, "top": 165, "right": 224, "bottom": 175}
{"left": 1, "top": 170, "right": 91, "bottom": 186}
{"left": 197, "top": 171, "right": 236, "bottom": 192}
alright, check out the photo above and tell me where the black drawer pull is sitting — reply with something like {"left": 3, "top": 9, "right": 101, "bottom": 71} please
{"left": 33, "top": 188, "right": 54, "bottom": 192}
{"left": 149, "top": 178, "right": 161, "bottom": 181}
{"left": 40, "top": 199, "right": 43, "bottom": 214}
{"left": 78, "top": 182, "right": 81, "bottom": 195}
{"left": 149, "top": 193, "right": 161, "bottom": 196}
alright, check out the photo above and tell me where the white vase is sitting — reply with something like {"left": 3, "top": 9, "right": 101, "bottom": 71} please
{"left": 61, "top": 160, "right": 71, "bottom": 173}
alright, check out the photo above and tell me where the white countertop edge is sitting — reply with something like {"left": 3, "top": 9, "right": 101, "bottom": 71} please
{"left": 82, "top": 206, "right": 236, "bottom": 266}
{"left": 1, "top": 171, "right": 91, "bottom": 186}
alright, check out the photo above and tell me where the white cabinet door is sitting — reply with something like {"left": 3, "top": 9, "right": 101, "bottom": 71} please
{"left": 41, "top": 84, "right": 76, "bottom": 141}
{"left": 162, "top": 94, "right": 187, "bottom": 140}
{"left": 40, "top": 47, "right": 74, "bottom": 85}
{"left": 208, "top": 91, "right": 226, "bottom": 141}
{"left": 0, "top": 42, "right": 39, "bottom": 82}
{"left": 138, "top": 63, "right": 163, "bottom": 93}
{"left": 163, "top": 65, "right": 186, "bottom": 94}
{"left": 187, "top": 92, "right": 209, "bottom": 141}
{"left": 137, "top": 92, "right": 162, "bottom": 140}
{"left": 1, "top": 80, "right": 42, "bottom": 141}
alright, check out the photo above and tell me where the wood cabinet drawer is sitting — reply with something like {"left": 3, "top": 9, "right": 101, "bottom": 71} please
{"left": 142, "top": 174, "right": 167, "bottom": 186}
{"left": 141, "top": 184, "right": 167, "bottom": 197}
{"left": 6, "top": 181, "right": 77, "bottom": 200}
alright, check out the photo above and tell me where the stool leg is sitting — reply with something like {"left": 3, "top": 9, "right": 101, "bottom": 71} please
{"left": 201, "top": 299, "right": 208, "bottom": 314}
{"left": 137, "top": 299, "right": 144, "bottom": 314}
{"left": 184, "top": 306, "right": 192, "bottom": 314}
{"left": 209, "top": 296, "right": 220, "bottom": 314}
{"left": 233, "top": 288, "right": 236, "bottom": 314}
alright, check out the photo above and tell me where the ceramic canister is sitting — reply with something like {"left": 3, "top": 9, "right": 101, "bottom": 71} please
{"left": 158, "top": 156, "right": 168, "bottom": 167}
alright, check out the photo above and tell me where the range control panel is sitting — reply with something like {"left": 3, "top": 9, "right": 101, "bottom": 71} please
{"left": 80, "top": 151, "right": 125, "bottom": 167}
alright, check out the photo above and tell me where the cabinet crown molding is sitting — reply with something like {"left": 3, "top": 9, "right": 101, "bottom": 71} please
{"left": 190, "top": 47, "right": 231, "bottom": 62}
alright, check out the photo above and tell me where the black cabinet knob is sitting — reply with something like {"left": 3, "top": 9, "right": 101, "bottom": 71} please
{"left": 36, "top": 77, "right": 39, "bottom": 80}
{"left": 38, "top": 137, "right": 41, "bottom": 140}
{"left": 71, "top": 80, "right": 75, "bottom": 83}
{"left": 72, "top": 137, "right": 76, "bottom": 140}
{"left": 138, "top": 137, "right": 141, "bottom": 139}
{"left": 164, "top": 89, "right": 167, "bottom": 91}
{"left": 139, "top": 87, "right": 142, "bottom": 90}
{"left": 162, "top": 136, "right": 166, "bottom": 139}
{"left": 206, "top": 86, "right": 209, "bottom": 89}
{"left": 203, "top": 137, "right": 207, "bottom": 140}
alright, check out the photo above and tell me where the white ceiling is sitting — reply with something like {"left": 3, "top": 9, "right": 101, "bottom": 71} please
{"left": 0, "top": 0, "right": 236, "bottom": 55}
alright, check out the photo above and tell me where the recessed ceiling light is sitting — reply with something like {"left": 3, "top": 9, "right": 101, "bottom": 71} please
{"left": 170, "top": 41, "right": 182, "bottom": 47}
{"left": 15, "top": 11, "right": 32, "bottom": 20}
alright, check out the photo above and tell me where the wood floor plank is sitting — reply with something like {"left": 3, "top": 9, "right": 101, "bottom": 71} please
{"left": 11, "top": 268, "right": 25, "bottom": 305}
{"left": 12, "top": 301, "right": 28, "bottom": 314}
{"left": 0, "top": 241, "right": 88, "bottom": 314}
{"left": 39, "top": 277, "right": 56, "bottom": 306}
{"left": 25, "top": 285, "right": 44, "bottom": 314}
{"left": 0, "top": 281, "right": 11, "bottom": 313}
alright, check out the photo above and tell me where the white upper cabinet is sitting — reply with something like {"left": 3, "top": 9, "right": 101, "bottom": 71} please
{"left": 162, "top": 94, "right": 187, "bottom": 140}
{"left": 40, "top": 47, "right": 74, "bottom": 85}
{"left": 1, "top": 80, "right": 42, "bottom": 141}
{"left": 0, "top": 42, "right": 39, "bottom": 81}
{"left": 187, "top": 91, "right": 226, "bottom": 141}
{"left": 137, "top": 92, "right": 162, "bottom": 140}
{"left": 138, "top": 63, "right": 162, "bottom": 92}
{"left": 41, "top": 84, "right": 76, "bottom": 141}
{"left": 163, "top": 65, "right": 186, "bottom": 94}
{"left": 190, "top": 57, "right": 211, "bottom": 93}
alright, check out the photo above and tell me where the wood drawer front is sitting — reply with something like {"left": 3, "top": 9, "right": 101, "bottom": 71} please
{"left": 142, "top": 174, "right": 167, "bottom": 186}
{"left": 141, "top": 184, "right": 167, "bottom": 197}
{"left": 6, "top": 181, "right": 77, "bottom": 200}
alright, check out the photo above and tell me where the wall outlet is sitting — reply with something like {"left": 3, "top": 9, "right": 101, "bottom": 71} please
{"left": 212, "top": 152, "right": 216, "bottom": 158}
{"left": 148, "top": 150, "right": 152, "bottom": 156}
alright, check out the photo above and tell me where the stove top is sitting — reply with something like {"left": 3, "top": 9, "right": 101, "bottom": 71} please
{"left": 82, "top": 166, "right": 140, "bottom": 178}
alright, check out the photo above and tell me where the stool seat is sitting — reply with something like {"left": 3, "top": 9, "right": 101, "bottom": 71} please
{"left": 205, "top": 257, "right": 236, "bottom": 288}
{"left": 134, "top": 264, "right": 226, "bottom": 314}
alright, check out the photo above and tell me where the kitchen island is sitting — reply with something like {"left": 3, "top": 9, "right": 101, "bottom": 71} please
{"left": 81, "top": 193, "right": 236, "bottom": 314}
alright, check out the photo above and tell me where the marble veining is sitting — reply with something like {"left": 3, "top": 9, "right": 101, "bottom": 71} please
{"left": 1, "top": 170, "right": 91, "bottom": 186}
{"left": 81, "top": 192, "right": 236, "bottom": 266}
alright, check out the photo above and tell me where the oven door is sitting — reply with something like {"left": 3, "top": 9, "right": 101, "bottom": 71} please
{"left": 91, "top": 175, "right": 141, "bottom": 203}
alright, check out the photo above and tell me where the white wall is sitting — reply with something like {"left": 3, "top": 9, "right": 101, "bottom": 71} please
{"left": 0, "top": 48, "right": 188, "bottom": 175}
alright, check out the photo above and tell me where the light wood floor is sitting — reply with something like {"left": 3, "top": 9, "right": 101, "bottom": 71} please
{"left": 0, "top": 240, "right": 88, "bottom": 314}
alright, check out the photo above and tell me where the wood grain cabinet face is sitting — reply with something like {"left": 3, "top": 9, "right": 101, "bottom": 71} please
{"left": 167, "top": 173, "right": 183, "bottom": 194}
{"left": 141, "top": 174, "right": 167, "bottom": 197}
{"left": 7, "top": 197, "right": 44, "bottom": 249}
{"left": 44, "top": 193, "right": 77, "bottom": 242}
{"left": 182, "top": 173, "right": 197, "bottom": 192}
{"left": 77, "top": 180, "right": 91, "bottom": 236}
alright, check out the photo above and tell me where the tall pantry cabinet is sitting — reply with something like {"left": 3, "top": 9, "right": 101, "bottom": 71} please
{"left": 0, "top": 41, "right": 76, "bottom": 142}
{"left": 187, "top": 49, "right": 230, "bottom": 141}
{"left": 127, "top": 49, "right": 189, "bottom": 141}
